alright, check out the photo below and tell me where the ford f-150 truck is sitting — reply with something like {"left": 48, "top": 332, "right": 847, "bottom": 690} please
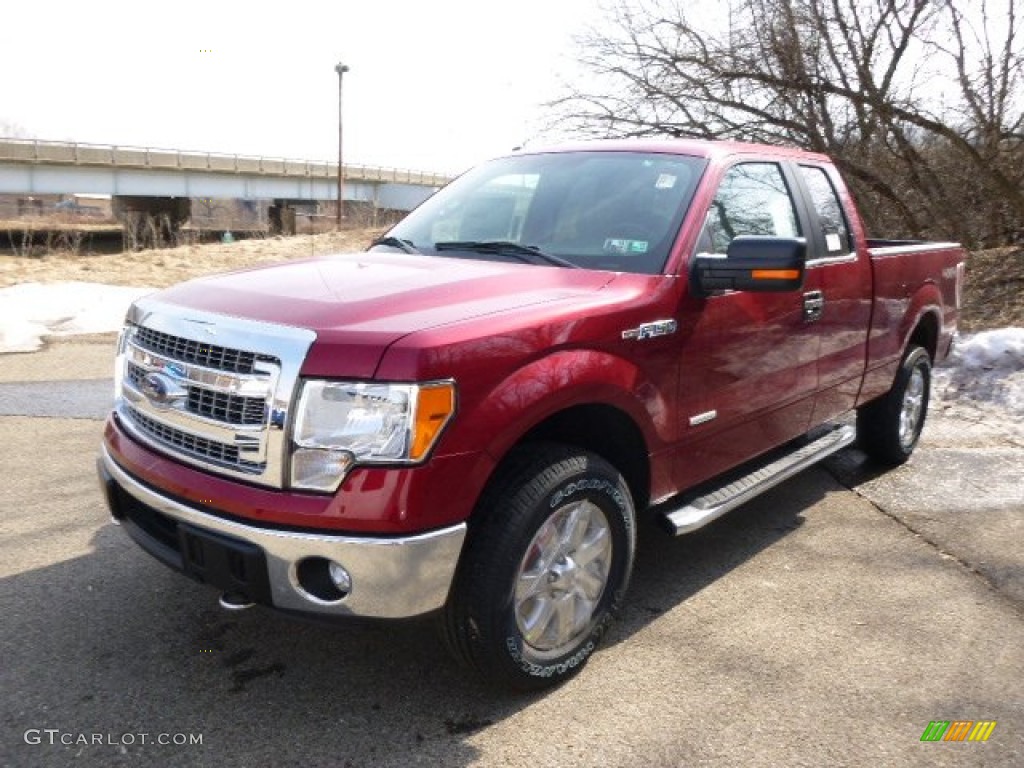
{"left": 98, "top": 139, "right": 965, "bottom": 689}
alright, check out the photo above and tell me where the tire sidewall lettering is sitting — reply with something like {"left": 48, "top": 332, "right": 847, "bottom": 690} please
{"left": 549, "top": 477, "right": 630, "bottom": 531}
{"left": 504, "top": 634, "right": 598, "bottom": 679}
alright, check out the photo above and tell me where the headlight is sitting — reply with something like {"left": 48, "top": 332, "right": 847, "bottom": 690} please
{"left": 290, "top": 380, "right": 456, "bottom": 492}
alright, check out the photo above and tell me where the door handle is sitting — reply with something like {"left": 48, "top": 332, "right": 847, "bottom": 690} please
{"left": 803, "top": 290, "right": 824, "bottom": 323}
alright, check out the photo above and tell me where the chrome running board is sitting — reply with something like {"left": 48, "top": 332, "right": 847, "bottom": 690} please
{"left": 659, "top": 425, "right": 856, "bottom": 536}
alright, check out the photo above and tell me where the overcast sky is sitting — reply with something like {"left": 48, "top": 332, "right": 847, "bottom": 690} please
{"left": 0, "top": 0, "right": 600, "bottom": 175}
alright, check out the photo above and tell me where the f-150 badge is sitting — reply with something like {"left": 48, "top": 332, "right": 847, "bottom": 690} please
{"left": 622, "top": 319, "right": 678, "bottom": 340}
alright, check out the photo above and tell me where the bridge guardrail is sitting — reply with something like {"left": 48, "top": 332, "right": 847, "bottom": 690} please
{"left": 0, "top": 138, "right": 453, "bottom": 187}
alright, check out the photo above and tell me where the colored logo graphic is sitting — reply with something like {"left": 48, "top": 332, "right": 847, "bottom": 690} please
{"left": 920, "top": 720, "right": 997, "bottom": 742}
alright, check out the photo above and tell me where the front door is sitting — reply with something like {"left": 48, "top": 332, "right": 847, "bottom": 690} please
{"left": 674, "top": 160, "right": 820, "bottom": 489}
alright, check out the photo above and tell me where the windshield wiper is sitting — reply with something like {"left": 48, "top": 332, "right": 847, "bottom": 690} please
{"left": 370, "top": 235, "right": 421, "bottom": 254}
{"left": 433, "top": 240, "right": 580, "bottom": 269}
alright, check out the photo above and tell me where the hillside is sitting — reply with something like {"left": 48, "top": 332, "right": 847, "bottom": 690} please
{"left": 961, "top": 247, "right": 1024, "bottom": 332}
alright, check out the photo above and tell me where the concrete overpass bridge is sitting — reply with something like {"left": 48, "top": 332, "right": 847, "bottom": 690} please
{"left": 0, "top": 138, "right": 451, "bottom": 236}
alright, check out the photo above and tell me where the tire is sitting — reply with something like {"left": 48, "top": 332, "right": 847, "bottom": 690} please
{"left": 857, "top": 345, "right": 931, "bottom": 465}
{"left": 443, "top": 443, "right": 636, "bottom": 690}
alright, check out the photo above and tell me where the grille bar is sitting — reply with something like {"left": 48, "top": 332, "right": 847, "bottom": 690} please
{"left": 125, "top": 405, "right": 264, "bottom": 474}
{"left": 133, "top": 325, "right": 259, "bottom": 374}
{"left": 187, "top": 387, "right": 266, "bottom": 426}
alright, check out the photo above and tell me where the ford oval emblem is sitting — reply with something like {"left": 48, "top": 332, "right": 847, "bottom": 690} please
{"left": 164, "top": 362, "right": 186, "bottom": 379}
{"left": 141, "top": 372, "right": 186, "bottom": 408}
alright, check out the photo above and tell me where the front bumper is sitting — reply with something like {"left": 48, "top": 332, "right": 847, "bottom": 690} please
{"left": 98, "top": 446, "right": 466, "bottom": 619}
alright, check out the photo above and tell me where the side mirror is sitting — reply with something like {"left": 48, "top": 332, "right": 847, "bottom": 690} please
{"left": 691, "top": 236, "right": 807, "bottom": 296}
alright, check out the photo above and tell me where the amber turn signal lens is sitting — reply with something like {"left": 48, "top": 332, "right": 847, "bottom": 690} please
{"left": 751, "top": 269, "right": 801, "bottom": 280}
{"left": 410, "top": 382, "right": 456, "bottom": 460}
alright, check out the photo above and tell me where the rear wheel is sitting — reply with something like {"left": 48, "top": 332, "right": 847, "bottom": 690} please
{"left": 443, "top": 444, "right": 636, "bottom": 690}
{"left": 857, "top": 345, "right": 931, "bottom": 465}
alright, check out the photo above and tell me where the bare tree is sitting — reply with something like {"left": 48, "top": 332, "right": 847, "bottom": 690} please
{"left": 0, "top": 119, "right": 33, "bottom": 138}
{"left": 555, "top": 0, "right": 1024, "bottom": 245}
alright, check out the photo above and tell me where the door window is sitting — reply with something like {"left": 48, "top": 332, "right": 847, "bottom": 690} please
{"left": 699, "top": 163, "right": 800, "bottom": 254}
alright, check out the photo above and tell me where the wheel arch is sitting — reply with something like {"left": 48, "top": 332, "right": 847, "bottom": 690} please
{"left": 514, "top": 403, "right": 652, "bottom": 512}
{"left": 455, "top": 350, "right": 668, "bottom": 521}
{"left": 907, "top": 308, "right": 940, "bottom": 362}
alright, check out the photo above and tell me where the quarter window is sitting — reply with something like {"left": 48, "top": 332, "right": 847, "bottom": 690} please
{"left": 799, "top": 165, "right": 851, "bottom": 257}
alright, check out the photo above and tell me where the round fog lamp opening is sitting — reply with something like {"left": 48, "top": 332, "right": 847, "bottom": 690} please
{"left": 293, "top": 557, "right": 352, "bottom": 604}
{"left": 328, "top": 561, "right": 352, "bottom": 593}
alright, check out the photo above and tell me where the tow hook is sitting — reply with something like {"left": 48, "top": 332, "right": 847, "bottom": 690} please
{"left": 218, "top": 591, "right": 255, "bottom": 611}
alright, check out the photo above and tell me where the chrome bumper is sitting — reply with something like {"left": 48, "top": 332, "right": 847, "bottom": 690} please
{"left": 99, "top": 446, "right": 466, "bottom": 619}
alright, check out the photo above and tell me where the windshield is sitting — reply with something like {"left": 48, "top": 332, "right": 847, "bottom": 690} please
{"left": 379, "top": 151, "right": 707, "bottom": 274}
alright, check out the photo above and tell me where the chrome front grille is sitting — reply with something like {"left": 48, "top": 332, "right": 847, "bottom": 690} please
{"left": 114, "top": 299, "right": 317, "bottom": 488}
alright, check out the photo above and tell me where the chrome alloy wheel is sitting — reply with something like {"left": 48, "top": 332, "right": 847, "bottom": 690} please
{"left": 514, "top": 499, "right": 613, "bottom": 656}
{"left": 899, "top": 366, "right": 926, "bottom": 450}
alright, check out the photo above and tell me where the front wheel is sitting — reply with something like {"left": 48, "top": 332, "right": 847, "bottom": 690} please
{"left": 857, "top": 345, "right": 932, "bottom": 465}
{"left": 443, "top": 444, "right": 636, "bottom": 690}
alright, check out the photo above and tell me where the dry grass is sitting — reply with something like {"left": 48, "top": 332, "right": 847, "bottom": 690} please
{"left": 1, "top": 234, "right": 1020, "bottom": 332}
{"left": 961, "top": 247, "right": 1024, "bottom": 332}
{"left": 0, "top": 216, "right": 119, "bottom": 232}
{"left": 0, "top": 228, "right": 385, "bottom": 289}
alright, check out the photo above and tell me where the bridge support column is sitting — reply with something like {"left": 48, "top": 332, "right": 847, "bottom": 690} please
{"left": 113, "top": 196, "right": 191, "bottom": 250}
{"left": 268, "top": 200, "right": 296, "bottom": 236}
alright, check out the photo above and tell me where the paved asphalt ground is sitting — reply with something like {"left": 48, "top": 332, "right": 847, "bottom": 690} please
{"left": 1, "top": 339, "right": 1022, "bottom": 767}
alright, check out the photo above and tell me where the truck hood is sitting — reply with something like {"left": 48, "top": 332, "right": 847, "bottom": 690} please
{"left": 154, "top": 251, "right": 616, "bottom": 377}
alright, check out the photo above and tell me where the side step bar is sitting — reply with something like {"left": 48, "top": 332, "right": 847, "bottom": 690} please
{"left": 659, "top": 424, "right": 856, "bottom": 536}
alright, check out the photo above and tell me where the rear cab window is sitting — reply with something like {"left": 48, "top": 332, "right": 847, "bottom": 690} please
{"left": 797, "top": 165, "right": 852, "bottom": 260}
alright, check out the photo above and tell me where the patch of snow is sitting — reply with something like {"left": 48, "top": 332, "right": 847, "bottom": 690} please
{"left": 0, "top": 282, "right": 154, "bottom": 354}
{"left": 934, "top": 328, "right": 1024, "bottom": 418}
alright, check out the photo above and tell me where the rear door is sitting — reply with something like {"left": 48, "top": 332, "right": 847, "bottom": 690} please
{"left": 792, "top": 163, "right": 873, "bottom": 423}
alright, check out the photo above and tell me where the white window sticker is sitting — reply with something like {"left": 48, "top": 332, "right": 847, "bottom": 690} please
{"left": 655, "top": 174, "right": 677, "bottom": 190}
{"left": 604, "top": 238, "right": 649, "bottom": 255}
{"left": 825, "top": 233, "right": 842, "bottom": 252}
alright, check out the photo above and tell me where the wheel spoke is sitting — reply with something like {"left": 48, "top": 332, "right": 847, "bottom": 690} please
{"left": 520, "top": 597, "right": 557, "bottom": 646}
{"left": 515, "top": 570, "right": 545, "bottom": 602}
{"left": 558, "top": 501, "right": 588, "bottom": 553}
{"left": 573, "top": 525, "right": 610, "bottom": 568}
{"left": 554, "top": 596, "right": 577, "bottom": 644}
{"left": 575, "top": 565, "right": 606, "bottom": 600}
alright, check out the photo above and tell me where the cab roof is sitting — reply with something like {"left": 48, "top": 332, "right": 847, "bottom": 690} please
{"left": 507, "top": 137, "right": 832, "bottom": 165}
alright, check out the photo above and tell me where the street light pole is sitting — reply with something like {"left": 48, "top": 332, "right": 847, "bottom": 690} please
{"left": 335, "top": 61, "right": 349, "bottom": 229}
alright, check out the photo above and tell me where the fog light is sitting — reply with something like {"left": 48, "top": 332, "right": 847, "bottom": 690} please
{"left": 328, "top": 561, "right": 352, "bottom": 593}
{"left": 294, "top": 557, "right": 351, "bottom": 604}
{"left": 291, "top": 448, "right": 355, "bottom": 492}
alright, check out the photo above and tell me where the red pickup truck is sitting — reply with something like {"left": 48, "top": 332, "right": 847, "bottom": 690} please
{"left": 98, "top": 139, "right": 965, "bottom": 689}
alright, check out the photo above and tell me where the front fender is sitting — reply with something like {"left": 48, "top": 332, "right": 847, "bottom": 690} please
{"left": 462, "top": 348, "right": 672, "bottom": 463}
